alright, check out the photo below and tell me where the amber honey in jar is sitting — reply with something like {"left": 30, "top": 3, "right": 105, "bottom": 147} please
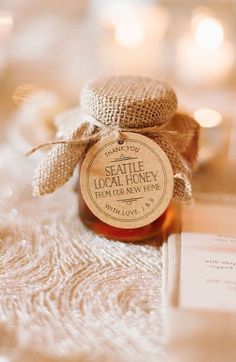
{"left": 77, "top": 76, "right": 188, "bottom": 242}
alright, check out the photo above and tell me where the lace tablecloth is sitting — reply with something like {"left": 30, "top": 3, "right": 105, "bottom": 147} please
{"left": 0, "top": 145, "right": 164, "bottom": 362}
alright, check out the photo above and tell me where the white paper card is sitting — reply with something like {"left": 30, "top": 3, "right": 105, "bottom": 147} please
{"left": 180, "top": 232, "right": 236, "bottom": 311}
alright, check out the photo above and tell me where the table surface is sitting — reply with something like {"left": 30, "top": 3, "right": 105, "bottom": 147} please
{"left": 0, "top": 144, "right": 166, "bottom": 362}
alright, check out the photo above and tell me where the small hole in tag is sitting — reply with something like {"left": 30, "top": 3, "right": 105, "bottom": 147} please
{"left": 117, "top": 139, "right": 124, "bottom": 145}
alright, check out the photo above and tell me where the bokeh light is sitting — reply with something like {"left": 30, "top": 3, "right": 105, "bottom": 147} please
{"left": 194, "top": 108, "right": 222, "bottom": 128}
{"left": 0, "top": 11, "right": 14, "bottom": 39}
{"left": 115, "top": 18, "right": 145, "bottom": 47}
{"left": 194, "top": 17, "right": 224, "bottom": 50}
{"left": 0, "top": 11, "right": 13, "bottom": 27}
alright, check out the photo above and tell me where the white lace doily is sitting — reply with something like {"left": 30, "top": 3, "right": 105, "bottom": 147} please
{"left": 0, "top": 145, "right": 164, "bottom": 362}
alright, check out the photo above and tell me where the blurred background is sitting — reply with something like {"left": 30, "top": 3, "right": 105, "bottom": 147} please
{"left": 0, "top": 0, "right": 236, "bottom": 194}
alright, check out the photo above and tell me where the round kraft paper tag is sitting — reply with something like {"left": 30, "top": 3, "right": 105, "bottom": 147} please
{"left": 80, "top": 132, "right": 174, "bottom": 229}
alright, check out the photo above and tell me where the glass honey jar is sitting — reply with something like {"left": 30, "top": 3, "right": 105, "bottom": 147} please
{"left": 75, "top": 76, "right": 198, "bottom": 242}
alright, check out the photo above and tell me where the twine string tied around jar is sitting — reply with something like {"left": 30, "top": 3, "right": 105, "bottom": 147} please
{"left": 26, "top": 116, "right": 198, "bottom": 202}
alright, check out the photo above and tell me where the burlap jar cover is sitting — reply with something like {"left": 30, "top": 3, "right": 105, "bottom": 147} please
{"left": 27, "top": 76, "right": 199, "bottom": 202}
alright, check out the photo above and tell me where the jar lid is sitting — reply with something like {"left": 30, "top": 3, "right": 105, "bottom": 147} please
{"left": 80, "top": 76, "right": 177, "bottom": 128}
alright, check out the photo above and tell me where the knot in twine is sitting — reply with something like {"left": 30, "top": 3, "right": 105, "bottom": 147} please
{"left": 26, "top": 113, "right": 199, "bottom": 202}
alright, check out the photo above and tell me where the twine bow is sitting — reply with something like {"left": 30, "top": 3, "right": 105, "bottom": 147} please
{"left": 27, "top": 112, "right": 199, "bottom": 202}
